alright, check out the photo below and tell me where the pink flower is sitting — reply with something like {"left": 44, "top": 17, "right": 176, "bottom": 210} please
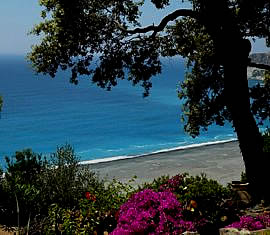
{"left": 111, "top": 189, "right": 204, "bottom": 234}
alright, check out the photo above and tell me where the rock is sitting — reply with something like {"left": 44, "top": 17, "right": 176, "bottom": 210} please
{"left": 236, "top": 191, "right": 252, "bottom": 205}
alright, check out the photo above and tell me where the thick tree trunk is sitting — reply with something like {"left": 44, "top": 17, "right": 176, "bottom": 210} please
{"left": 223, "top": 39, "right": 269, "bottom": 201}
{"left": 200, "top": 0, "right": 269, "bottom": 201}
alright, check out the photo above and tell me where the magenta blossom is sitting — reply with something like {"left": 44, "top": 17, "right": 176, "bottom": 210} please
{"left": 111, "top": 189, "right": 203, "bottom": 234}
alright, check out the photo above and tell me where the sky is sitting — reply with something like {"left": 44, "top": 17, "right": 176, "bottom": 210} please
{"left": 0, "top": 1, "right": 269, "bottom": 55}
{"left": 0, "top": 0, "right": 41, "bottom": 55}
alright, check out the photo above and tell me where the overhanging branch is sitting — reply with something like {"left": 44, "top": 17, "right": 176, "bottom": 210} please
{"left": 249, "top": 62, "right": 270, "bottom": 71}
{"left": 119, "top": 9, "right": 195, "bottom": 36}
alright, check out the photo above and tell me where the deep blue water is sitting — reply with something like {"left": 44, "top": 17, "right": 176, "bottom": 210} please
{"left": 0, "top": 55, "right": 237, "bottom": 166}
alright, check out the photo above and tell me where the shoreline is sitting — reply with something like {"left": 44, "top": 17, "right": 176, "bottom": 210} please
{"left": 83, "top": 140, "right": 244, "bottom": 186}
{"left": 79, "top": 138, "right": 237, "bottom": 165}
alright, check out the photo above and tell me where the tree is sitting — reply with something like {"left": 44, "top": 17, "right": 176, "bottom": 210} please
{"left": 29, "top": 0, "right": 270, "bottom": 200}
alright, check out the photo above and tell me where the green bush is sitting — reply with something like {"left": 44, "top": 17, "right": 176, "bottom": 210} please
{"left": 1, "top": 149, "right": 45, "bottom": 228}
{"left": 0, "top": 144, "right": 124, "bottom": 233}
{"left": 0, "top": 144, "right": 137, "bottom": 234}
{"left": 37, "top": 145, "right": 85, "bottom": 209}
{"left": 42, "top": 177, "right": 136, "bottom": 234}
{"left": 177, "top": 174, "right": 233, "bottom": 221}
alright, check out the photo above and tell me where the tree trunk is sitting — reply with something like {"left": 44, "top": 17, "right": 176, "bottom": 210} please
{"left": 199, "top": 0, "right": 269, "bottom": 201}
{"left": 223, "top": 39, "right": 269, "bottom": 201}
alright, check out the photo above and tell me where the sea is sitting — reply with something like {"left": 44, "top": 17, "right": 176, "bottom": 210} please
{"left": 0, "top": 55, "right": 239, "bottom": 167}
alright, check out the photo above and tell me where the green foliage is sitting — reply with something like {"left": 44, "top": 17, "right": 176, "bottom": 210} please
{"left": 1, "top": 145, "right": 87, "bottom": 228}
{"left": 28, "top": 0, "right": 270, "bottom": 132}
{"left": 1, "top": 150, "right": 44, "bottom": 227}
{"left": 42, "top": 172, "right": 236, "bottom": 234}
{"left": 5, "top": 149, "right": 44, "bottom": 185}
{"left": 138, "top": 174, "right": 170, "bottom": 191}
{"left": 250, "top": 71, "right": 270, "bottom": 125}
{"left": 176, "top": 174, "right": 238, "bottom": 234}
{"left": 178, "top": 174, "right": 233, "bottom": 221}
{"left": 167, "top": 17, "right": 229, "bottom": 137}
{"left": 0, "top": 144, "right": 137, "bottom": 234}
{"left": 37, "top": 145, "right": 83, "bottom": 209}
{"left": 42, "top": 177, "right": 136, "bottom": 234}
{"left": 263, "top": 128, "right": 270, "bottom": 153}
{"left": 28, "top": 0, "right": 161, "bottom": 97}
{"left": 0, "top": 146, "right": 99, "bottom": 229}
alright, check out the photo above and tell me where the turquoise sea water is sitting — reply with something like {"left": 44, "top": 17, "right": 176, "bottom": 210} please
{"left": 0, "top": 55, "right": 237, "bottom": 166}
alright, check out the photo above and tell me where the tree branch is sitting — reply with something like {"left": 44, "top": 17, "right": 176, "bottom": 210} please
{"left": 119, "top": 9, "right": 195, "bottom": 36}
{"left": 249, "top": 62, "right": 270, "bottom": 71}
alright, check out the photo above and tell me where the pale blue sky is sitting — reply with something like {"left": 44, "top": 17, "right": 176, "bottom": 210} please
{"left": 0, "top": 0, "right": 41, "bottom": 55}
{"left": 0, "top": 1, "right": 268, "bottom": 55}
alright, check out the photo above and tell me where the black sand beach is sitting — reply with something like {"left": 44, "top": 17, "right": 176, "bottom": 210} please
{"left": 84, "top": 141, "right": 245, "bottom": 186}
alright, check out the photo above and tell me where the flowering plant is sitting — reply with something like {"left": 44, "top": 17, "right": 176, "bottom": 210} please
{"left": 226, "top": 213, "right": 270, "bottom": 231}
{"left": 159, "top": 174, "right": 187, "bottom": 193}
{"left": 111, "top": 189, "right": 205, "bottom": 234}
{"left": 256, "top": 213, "right": 270, "bottom": 228}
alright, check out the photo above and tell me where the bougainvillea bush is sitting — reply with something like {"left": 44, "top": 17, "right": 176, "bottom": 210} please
{"left": 226, "top": 213, "right": 270, "bottom": 231}
{"left": 111, "top": 189, "right": 206, "bottom": 234}
{"left": 143, "top": 173, "right": 236, "bottom": 227}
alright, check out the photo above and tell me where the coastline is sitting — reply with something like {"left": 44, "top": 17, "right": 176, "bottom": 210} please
{"left": 79, "top": 139, "right": 237, "bottom": 165}
{"left": 82, "top": 140, "right": 244, "bottom": 186}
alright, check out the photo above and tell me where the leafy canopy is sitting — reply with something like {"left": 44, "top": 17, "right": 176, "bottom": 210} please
{"left": 29, "top": 0, "right": 270, "bottom": 136}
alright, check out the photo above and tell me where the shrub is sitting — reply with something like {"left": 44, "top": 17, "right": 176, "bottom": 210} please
{"left": 1, "top": 144, "right": 123, "bottom": 233}
{"left": 42, "top": 177, "right": 135, "bottom": 234}
{"left": 142, "top": 173, "right": 236, "bottom": 234}
{"left": 226, "top": 213, "right": 270, "bottom": 231}
{"left": 111, "top": 189, "right": 206, "bottom": 234}
{"left": 257, "top": 213, "right": 270, "bottom": 228}
{"left": 5, "top": 149, "right": 44, "bottom": 185}
{"left": 1, "top": 145, "right": 87, "bottom": 229}
{"left": 1, "top": 149, "right": 45, "bottom": 228}
{"left": 37, "top": 144, "right": 84, "bottom": 209}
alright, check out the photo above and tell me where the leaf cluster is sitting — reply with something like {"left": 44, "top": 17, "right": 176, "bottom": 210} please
{"left": 250, "top": 71, "right": 270, "bottom": 125}
{"left": 29, "top": 0, "right": 270, "bottom": 132}
{"left": 165, "top": 18, "right": 230, "bottom": 136}
{"left": 1, "top": 150, "right": 44, "bottom": 227}
{"left": 29, "top": 0, "right": 164, "bottom": 96}
{"left": 43, "top": 177, "right": 136, "bottom": 234}
{"left": 0, "top": 146, "right": 94, "bottom": 228}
